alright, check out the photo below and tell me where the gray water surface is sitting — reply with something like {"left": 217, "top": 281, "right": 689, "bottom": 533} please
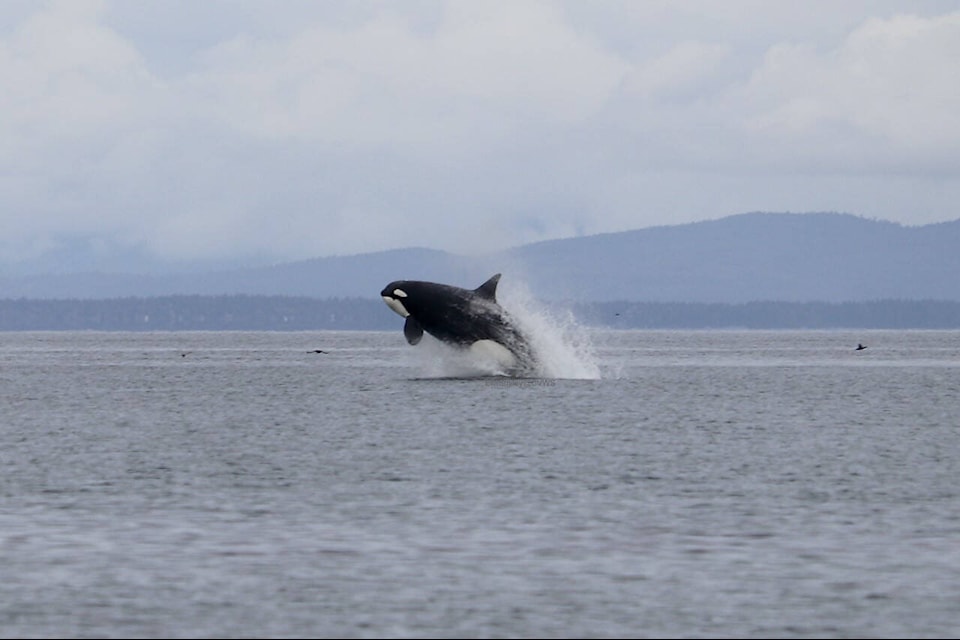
{"left": 1, "top": 330, "right": 959, "bottom": 638}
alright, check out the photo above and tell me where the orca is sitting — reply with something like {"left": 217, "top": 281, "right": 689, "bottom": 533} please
{"left": 381, "top": 273, "right": 538, "bottom": 375}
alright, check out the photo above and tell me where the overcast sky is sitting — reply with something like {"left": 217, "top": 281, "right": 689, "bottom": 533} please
{"left": 2, "top": 1, "right": 959, "bottom": 268}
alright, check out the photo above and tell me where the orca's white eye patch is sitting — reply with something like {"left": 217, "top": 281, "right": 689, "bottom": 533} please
{"left": 393, "top": 288, "right": 408, "bottom": 298}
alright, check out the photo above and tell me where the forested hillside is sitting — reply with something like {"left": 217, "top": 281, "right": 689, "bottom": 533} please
{"left": 3, "top": 213, "right": 959, "bottom": 303}
{"left": 3, "top": 296, "right": 960, "bottom": 330}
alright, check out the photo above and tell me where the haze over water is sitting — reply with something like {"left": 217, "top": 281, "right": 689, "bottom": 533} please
{"left": 1, "top": 329, "right": 958, "bottom": 638}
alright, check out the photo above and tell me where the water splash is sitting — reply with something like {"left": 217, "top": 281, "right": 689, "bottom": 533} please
{"left": 409, "top": 277, "right": 602, "bottom": 380}
{"left": 500, "top": 281, "right": 601, "bottom": 380}
{"left": 411, "top": 338, "right": 514, "bottom": 379}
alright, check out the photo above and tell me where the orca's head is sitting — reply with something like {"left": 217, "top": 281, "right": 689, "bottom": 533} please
{"left": 381, "top": 281, "right": 412, "bottom": 318}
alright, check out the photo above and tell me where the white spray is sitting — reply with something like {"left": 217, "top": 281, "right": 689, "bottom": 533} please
{"left": 500, "top": 280, "right": 601, "bottom": 380}
{"left": 409, "top": 276, "right": 601, "bottom": 380}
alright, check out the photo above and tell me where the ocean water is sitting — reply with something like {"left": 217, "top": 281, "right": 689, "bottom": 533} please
{"left": 1, "top": 328, "right": 959, "bottom": 639}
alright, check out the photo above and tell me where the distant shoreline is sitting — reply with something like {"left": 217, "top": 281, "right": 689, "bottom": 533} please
{"left": 3, "top": 295, "right": 960, "bottom": 331}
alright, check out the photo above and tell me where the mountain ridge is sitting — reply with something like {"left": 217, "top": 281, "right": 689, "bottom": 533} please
{"left": 3, "top": 212, "right": 959, "bottom": 302}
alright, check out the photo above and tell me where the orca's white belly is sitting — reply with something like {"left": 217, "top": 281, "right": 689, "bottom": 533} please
{"left": 469, "top": 339, "right": 517, "bottom": 370}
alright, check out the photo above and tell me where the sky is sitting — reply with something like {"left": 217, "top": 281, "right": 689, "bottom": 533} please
{"left": 2, "top": 0, "right": 959, "bottom": 271}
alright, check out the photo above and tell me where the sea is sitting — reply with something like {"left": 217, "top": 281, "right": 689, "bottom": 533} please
{"left": 1, "top": 324, "right": 959, "bottom": 639}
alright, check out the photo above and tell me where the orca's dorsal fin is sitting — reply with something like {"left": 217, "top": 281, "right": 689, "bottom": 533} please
{"left": 404, "top": 316, "right": 424, "bottom": 345}
{"left": 475, "top": 273, "right": 501, "bottom": 301}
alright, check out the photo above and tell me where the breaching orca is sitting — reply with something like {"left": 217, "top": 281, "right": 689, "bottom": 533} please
{"left": 381, "top": 273, "right": 538, "bottom": 375}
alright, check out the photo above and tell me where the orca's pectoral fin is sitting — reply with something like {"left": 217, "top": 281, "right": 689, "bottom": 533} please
{"left": 404, "top": 316, "right": 424, "bottom": 345}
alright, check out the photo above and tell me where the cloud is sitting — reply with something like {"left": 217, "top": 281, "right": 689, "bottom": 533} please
{"left": 0, "top": 2, "right": 166, "bottom": 242}
{"left": 620, "top": 40, "right": 732, "bottom": 101}
{"left": 1, "top": 2, "right": 959, "bottom": 269}
{"left": 189, "top": 2, "right": 628, "bottom": 145}
{"left": 0, "top": 1, "right": 158, "bottom": 139}
{"left": 741, "top": 12, "right": 960, "bottom": 170}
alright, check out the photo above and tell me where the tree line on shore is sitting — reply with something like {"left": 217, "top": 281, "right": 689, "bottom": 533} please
{"left": 3, "top": 295, "right": 960, "bottom": 331}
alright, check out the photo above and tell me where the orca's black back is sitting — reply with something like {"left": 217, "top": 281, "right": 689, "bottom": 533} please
{"left": 401, "top": 282, "right": 504, "bottom": 346}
